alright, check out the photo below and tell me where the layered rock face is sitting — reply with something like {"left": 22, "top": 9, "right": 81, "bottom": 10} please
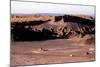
{"left": 11, "top": 15, "right": 95, "bottom": 42}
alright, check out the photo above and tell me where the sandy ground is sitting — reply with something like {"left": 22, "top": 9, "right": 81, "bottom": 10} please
{"left": 10, "top": 39, "right": 95, "bottom": 67}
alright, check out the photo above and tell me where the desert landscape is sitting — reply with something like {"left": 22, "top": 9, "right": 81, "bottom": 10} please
{"left": 11, "top": 14, "right": 95, "bottom": 67}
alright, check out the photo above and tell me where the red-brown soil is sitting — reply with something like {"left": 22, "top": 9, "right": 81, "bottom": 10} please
{"left": 11, "top": 39, "right": 95, "bottom": 66}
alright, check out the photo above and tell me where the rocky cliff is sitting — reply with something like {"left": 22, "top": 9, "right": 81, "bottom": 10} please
{"left": 11, "top": 15, "right": 95, "bottom": 42}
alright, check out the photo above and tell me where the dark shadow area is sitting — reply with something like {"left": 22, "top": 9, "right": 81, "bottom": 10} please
{"left": 63, "top": 15, "right": 95, "bottom": 26}
{"left": 55, "top": 16, "right": 63, "bottom": 22}
{"left": 11, "top": 26, "right": 60, "bottom": 41}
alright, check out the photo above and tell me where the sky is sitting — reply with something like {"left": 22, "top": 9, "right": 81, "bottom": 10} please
{"left": 11, "top": 1, "right": 95, "bottom": 16}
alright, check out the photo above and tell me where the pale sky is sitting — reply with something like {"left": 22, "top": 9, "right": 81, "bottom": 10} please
{"left": 11, "top": 1, "right": 95, "bottom": 16}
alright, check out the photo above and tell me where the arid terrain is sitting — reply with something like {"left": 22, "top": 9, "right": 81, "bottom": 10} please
{"left": 11, "top": 14, "right": 95, "bottom": 67}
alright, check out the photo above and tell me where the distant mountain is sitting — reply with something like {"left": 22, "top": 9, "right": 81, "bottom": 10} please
{"left": 11, "top": 13, "right": 94, "bottom": 17}
{"left": 12, "top": 13, "right": 67, "bottom": 16}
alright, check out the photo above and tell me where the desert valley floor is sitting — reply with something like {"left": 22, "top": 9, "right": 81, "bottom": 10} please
{"left": 11, "top": 39, "right": 95, "bottom": 67}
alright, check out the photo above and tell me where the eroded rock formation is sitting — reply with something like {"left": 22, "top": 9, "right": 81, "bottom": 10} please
{"left": 11, "top": 15, "right": 95, "bottom": 41}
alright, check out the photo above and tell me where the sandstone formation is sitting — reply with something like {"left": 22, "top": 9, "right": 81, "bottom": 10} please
{"left": 11, "top": 15, "right": 95, "bottom": 42}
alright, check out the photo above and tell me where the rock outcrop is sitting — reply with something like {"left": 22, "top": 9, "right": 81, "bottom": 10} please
{"left": 11, "top": 15, "right": 95, "bottom": 41}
